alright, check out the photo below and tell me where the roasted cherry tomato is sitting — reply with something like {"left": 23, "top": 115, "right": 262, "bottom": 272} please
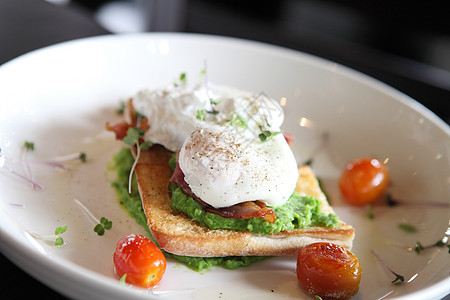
{"left": 339, "top": 157, "right": 389, "bottom": 205}
{"left": 113, "top": 234, "right": 166, "bottom": 288}
{"left": 297, "top": 243, "right": 361, "bottom": 299}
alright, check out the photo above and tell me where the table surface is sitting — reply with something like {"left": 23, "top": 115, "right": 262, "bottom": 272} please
{"left": 0, "top": 0, "right": 449, "bottom": 299}
{"left": 0, "top": 1, "right": 106, "bottom": 298}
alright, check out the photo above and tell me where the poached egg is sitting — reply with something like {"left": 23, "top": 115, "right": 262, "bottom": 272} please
{"left": 133, "top": 81, "right": 298, "bottom": 208}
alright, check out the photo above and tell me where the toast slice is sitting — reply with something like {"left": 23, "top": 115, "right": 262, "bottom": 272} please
{"left": 134, "top": 145, "right": 354, "bottom": 257}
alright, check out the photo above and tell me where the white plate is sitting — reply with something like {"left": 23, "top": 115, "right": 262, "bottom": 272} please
{"left": 0, "top": 33, "right": 449, "bottom": 300}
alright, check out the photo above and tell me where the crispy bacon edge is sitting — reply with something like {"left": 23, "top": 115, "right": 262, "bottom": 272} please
{"left": 106, "top": 99, "right": 149, "bottom": 141}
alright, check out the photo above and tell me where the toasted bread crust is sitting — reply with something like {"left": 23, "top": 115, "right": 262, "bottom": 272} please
{"left": 134, "top": 145, "right": 354, "bottom": 257}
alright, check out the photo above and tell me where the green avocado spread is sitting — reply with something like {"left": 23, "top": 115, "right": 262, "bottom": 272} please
{"left": 170, "top": 185, "right": 338, "bottom": 235}
{"left": 111, "top": 148, "right": 338, "bottom": 271}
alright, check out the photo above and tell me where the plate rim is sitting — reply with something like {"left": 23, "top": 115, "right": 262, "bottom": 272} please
{"left": 1, "top": 32, "right": 448, "bottom": 134}
{"left": 0, "top": 32, "right": 449, "bottom": 299}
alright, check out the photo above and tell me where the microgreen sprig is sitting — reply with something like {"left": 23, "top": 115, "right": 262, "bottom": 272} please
{"left": 54, "top": 225, "right": 67, "bottom": 246}
{"left": 74, "top": 198, "right": 113, "bottom": 236}
{"left": 94, "top": 217, "right": 113, "bottom": 236}
{"left": 196, "top": 109, "right": 219, "bottom": 121}
{"left": 79, "top": 152, "right": 87, "bottom": 162}
{"left": 202, "top": 60, "right": 219, "bottom": 114}
{"left": 3, "top": 150, "right": 87, "bottom": 172}
{"left": 28, "top": 225, "right": 67, "bottom": 246}
{"left": 229, "top": 113, "right": 247, "bottom": 129}
{"left": 24, "top": 141, "right": 35, "bottom": 151}
{"left": 119, "top": 274, "right": 127, "bottom": 285}
{"left": 179, "top": 72, "right": 187, "bottom": 84}
{"left": 122, "top": 127, "right": 153, "bottom": 193}
{"left": 196, "top": 109, "right": 206, "bottom": 121}
{"left": 173, "top": 72, "right": 187, "bottom": 86}
{"left": 258, "top": 125, "right": 281, "bottom": 142}
{"left": 409, "top": 237, "right": 449, "bottom": 254}
{"left": 0, "top": 153, "right": 44, "bottom": 189}
{"left": 23, "top": 141, "right": 41, "bottom": 190}
{"left": 117, "top": 273, "right": 157, "bottom": 295}
{"left": 0, "top": 145, "right": 44, "bottom": 189}
{"left": 46, "top": 151, "right": 87, "bottom": 165}
{"left": 398, "top": 223, "right": 417, "bottom": 233}
{"left": 371, "top": 250, "right": 405, "bottom": 285}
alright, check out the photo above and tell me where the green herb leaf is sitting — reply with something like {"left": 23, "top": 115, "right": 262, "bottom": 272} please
{"left": 434, "top": 239, "right": 446, "bottom": 247}
{"left": 24, "top": 141, "right": 35, "bottom": 151}
{"left": 210, "top": 98, "right": 219, "bottom": 105}
{"left": 79, "top": 152, "right": 87, "bottom": 162}
{"left": 196, "top": 109, "right": 206, "bottom": 121}
{"left": 391, "top": 274, "right": 405, "bottom": 285}
{"left": 258, "top": 126, "right": 281, "bottom": 142}
{"left": 410, "top": 238, "right": 448, "bottom": 254}
{"left": 229, "top": 114, "right": 247, "bottom": 129}
{"left": 414, "top": 241, "right": 424, "bottom": 254}
{"left": 94, "top": 223, "right": 105, "bottom": 236}
{"left": 94, "top": 217, "right": 112, "bottom": 236}
{"left": 116, "top": 101, "right": 125, "bottom": 115}
{"left": 173, "top": 72, "right": 187, "bottom": 86}
{"left": 315, "top": 296, "right": 323, "bottom": 300}
{"left": 123, "top": 128, "right": 141, "bottom": 146}
{"left": 120, "top": 274, "right": 127, "bottom": 284}
{"left": 55, "top": 225, "right": 67, "bottom": 235}
{"left": 55, "top": 237, "right": 64, "bottom": 246}
{"left": 179, "top": 72, "right": 186, "bottom": 83}
{"left": 303, "top": 158, "right": 313, "bottom": 166}
{"left": 259, "top": 133, "right": 267, "bottom": 142}
{"left": 398, "top": 223, "right": 416, "bottom": 233}
{"left": 53, "top": 225, "right": 67, "bottom": 246}
{"left": 140, "top": 141, "right": 153, "bottom": 151}
{"left": 101, "top": 217, "right": 113, "bottom": 230}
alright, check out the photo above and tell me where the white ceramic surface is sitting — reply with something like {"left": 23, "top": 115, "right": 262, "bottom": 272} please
{"left": 0, "top": 33, "right": 449, "bottom": 300}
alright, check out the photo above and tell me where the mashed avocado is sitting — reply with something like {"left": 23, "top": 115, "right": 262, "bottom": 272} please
{"left": 171, "top": 185, "right": 338, "bottom": 235}
{"left": 111, "top": 148, "right": 267, "bottom": 272}
{"left": 169, "top": 154, "right": 338, "bottom": 235}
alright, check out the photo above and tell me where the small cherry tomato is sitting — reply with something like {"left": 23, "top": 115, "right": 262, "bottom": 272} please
{"left": 296, "top": 243, "right": 361, "bottom": 299}
{"left": 339, "top": 157, "right": 389, "bottom": 205}
{"left": 113, "top": 234, "right": 166, "bottom": 288}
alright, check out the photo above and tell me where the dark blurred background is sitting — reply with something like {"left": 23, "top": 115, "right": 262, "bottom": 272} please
{"left": 71, "top": 0, "right": 450, "bottom": 123}
{"left": 0, "top": 0, "right": 449, "bottom": 298}
{"left": 1, "top": 0, "right": 449, "bottom": 123}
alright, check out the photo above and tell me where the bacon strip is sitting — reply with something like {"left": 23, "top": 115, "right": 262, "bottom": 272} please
{"left": 105, "top": 121, "right": 131, "bottom": 140}
{"left": 106, "top": 99, "right": 150, "bottom": 141}
{"left": 170, "top": 161, "right": 277, "bottom": 223}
